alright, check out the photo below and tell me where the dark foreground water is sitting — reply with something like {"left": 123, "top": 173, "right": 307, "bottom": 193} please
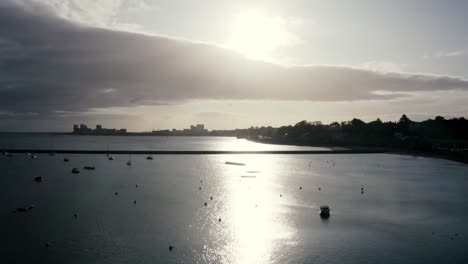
{"left": 0, "top": 137, "right": 467, "bottom": 263}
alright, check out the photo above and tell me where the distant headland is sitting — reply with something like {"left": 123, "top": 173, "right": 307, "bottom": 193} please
{"left": 67, "top": 115, "right": 468, "bottom": 164}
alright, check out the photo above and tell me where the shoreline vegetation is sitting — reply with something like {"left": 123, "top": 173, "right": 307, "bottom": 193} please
{"left": 240, "top": 115, "right": 468, "bottom": 164}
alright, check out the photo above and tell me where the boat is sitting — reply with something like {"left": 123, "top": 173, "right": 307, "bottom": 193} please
{"left": 108, "top": 156, "right": 114, "bottom": 160}
{"left": 319, "top": 205, "right": 330, "bottom": 218}
{"left": 146, "top": 155, "right": 153, "bottom": 160}
{"left": 64, "top": 158, "right": 69, "bottom": 162}
{"left": 126, "top": 160, "right": 132, "bottom": 166}
{"left": 34, "top": 176, "right": 43, "bottom": 182}
{"left": 72, "top": 168, "right": 80, "bottom": 174}
{"left": 14, "top": 205, "right": 34, "bottom": 213}
{"left": 83, "top": 165, "right": 95, "bottom": 170}
{"left": 225, "top": 161, "right": 245, "bottom": 166}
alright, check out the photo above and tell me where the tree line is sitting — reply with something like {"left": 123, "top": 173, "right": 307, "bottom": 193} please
{"left": 234, "top": 115, "right": 468, "bottom": 153}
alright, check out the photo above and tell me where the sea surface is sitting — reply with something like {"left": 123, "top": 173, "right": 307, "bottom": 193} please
{"left": 0, "top": 134, "right": 329, "bottom": 151}
{"left": 0, "top": 135, "right": 467, "bottom": 264}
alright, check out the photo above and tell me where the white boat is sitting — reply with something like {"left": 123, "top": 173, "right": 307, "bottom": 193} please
{"left": 319, "top": 205, "right": 330, "bottom": 217}
{"left": 83, "top": 165, "right": 95, "bottom": 170}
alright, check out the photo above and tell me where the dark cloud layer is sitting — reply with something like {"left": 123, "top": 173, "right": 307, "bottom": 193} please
{"left": 1, "top": 0, "right": 468, "bottom": 117}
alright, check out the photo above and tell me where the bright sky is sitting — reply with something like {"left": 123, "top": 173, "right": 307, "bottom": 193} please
{"left": 0, "top": 0, "right": 467, "bottom": 131}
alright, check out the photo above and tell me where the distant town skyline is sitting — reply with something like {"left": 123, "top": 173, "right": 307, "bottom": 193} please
{"left": 0, "top": 0, "right": 467, "bottom": 132}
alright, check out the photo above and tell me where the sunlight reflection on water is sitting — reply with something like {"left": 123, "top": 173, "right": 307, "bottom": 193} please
{"left": 214, "top": 155, "right": 296, "bottom": 264}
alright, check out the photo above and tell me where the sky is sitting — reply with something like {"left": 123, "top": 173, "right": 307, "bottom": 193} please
{"left": 0, "top": 0, "right": 467, "bottom": 132}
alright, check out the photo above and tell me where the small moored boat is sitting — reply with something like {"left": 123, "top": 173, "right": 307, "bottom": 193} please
{"left": 319, "top": 205, "right": 330, "bottom": 217}
{"left": 83, "top": 165, "right": 95, "bottom": 170}
{"left": 72, "top": 168, "right": 80, "bottom": 174}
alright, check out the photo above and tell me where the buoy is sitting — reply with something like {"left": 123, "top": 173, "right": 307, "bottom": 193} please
{"left": 199, "top": 187, "right": 201, "bottom": 190}
{"left": 210, "top": 196, "right": 213, "bottom": 200}
{"left": 169, "top": 245, "right": 174, "bottom": 251}
{"left": 218, "top": 218, "right": 222, "bottom": 222}
{"left": 134, "top": 200, "right": 137, "bottom": 204}
{"left": 280, "top": 194, "right": 282, "bottom": 197}
{"left": 115, "top": 192, "right": 118, "bottom": 195}
{"left": 299, "top": 186, "right": 302, "bottom": 190}
{"left": 204, "top": 202, "right": 207, "bottom": 206}
{"left": 74, "top": 213, "right": 77, "bottom": 219}
{"left": 318, "top": 187, "right": 321, "bottom": 191}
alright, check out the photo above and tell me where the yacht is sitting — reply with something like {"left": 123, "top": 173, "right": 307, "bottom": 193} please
{"left": 72, "top": 168, "right": 80, "bottom": 174}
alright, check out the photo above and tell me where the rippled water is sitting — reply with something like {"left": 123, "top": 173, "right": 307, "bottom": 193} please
{"left": 0, "top": 137, "right": 467, "bottom": 263}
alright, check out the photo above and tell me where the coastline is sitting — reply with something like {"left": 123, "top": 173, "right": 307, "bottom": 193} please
{"left": 246, "top": 138, "right": 468, "bottom": 165}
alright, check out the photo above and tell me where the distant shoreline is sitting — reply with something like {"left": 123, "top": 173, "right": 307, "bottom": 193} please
{"left": 246, "top": 138, "right": 468, "bottom": 165}
{"left": 0, "top": 132, "right": 230, "bottom": 137}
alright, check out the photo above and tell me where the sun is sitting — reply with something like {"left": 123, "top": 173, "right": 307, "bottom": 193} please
{"left": 228, "top": 10, "right": 298, "bottom": 61}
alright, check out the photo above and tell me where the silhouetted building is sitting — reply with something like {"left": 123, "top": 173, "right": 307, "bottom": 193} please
{"left": 72, "top": 124, "right": 126, "bottom": 135}
{"left": 190, "top": 124, "right": 208, "bottom": 135}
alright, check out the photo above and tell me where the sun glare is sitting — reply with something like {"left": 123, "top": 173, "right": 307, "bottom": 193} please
{"left": 228, "top": 10, "right": 299, "bottom": 61}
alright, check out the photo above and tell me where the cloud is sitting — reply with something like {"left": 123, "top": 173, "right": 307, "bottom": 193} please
{"left": 359, "top": 61, "right": 408, "bottom": 73}
{"left": 19, "top": 0, "right": 159, "bottom": 33}
{"left": 443, "top": 50, "right": 465, "bottom": 57}
{"left": 423, "top": 49, "right": 466, "bottom": 59}
{"left": 1, "top": 0, "right": 468, "bottom": 118}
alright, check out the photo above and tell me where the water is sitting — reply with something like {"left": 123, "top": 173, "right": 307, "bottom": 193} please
{"left": 0, "top": 134, "right": 329, "bottom": 151}
{"left": 0, "top": 136, "right": 467, "bottom": 263}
